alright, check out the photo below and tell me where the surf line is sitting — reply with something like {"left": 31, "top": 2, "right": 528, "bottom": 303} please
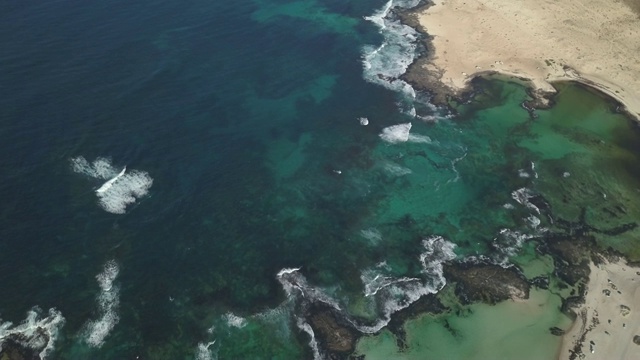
{"left": 96, "top": 166, "right": 126, "bottom": 194}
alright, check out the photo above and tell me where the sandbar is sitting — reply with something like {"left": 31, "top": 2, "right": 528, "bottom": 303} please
{"left": 411, "top": 0, "right": 640, "bottom": 119}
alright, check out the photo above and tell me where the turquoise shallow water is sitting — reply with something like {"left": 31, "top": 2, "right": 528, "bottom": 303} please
{"left": 2, "top": 0, "right": 640, "bottom": 359}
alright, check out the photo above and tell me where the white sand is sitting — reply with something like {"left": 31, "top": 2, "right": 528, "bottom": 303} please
{"left": 415, "top": 0, "right": 640, "bottom": 119}
{"left": 558, "top": 260, "right": 640, "bottom": 360}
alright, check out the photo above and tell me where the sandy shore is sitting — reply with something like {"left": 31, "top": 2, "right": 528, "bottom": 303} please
{"left": 413, "top": 0, "right": 640, "bottom": 119}
{"left": 558, "top": 260, "right": 640, "bottom": 360}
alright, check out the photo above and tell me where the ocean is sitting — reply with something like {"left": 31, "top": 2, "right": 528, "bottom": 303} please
{"left": 2, "top": 0, "right": 640, "bottom": 359}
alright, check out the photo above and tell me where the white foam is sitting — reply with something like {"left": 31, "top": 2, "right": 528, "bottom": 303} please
{"left": 448, "top": 152, "right": 467, "bottom": 183}
{"left": 358, "top": 117, "right": 369, "bottom": 126}
{"left": 382, "top": 162, "right": 412, "bottom": 176}
{"left": 363, "top": 0, "right": 392, "bottom": 29}
{"left": 493, "top": 229, "right": 536, "bottom": 262}
{"left": 223, "top": 313, "right": 247, "bottom": 329}
{"left": 355, "top": 236, "right": 456, "bottom": 333}
{"left": 0, "top": 307, "right": 65, "bottom": 359}
{"left": 361, "top": 269, "right": 418, "bottom": 297}
{"left": 71, "top": 156, "right": 153, "bottom": 214}
{"left": 273, "top": 236, "right": 457, "bottom": 337}
{"left": 81, "top": 260, "right": 120, "bottom": 348}
{"left": 251, "top": 304, "right": 295, "bottom": 342}
{"left": 96, "top": 166, "right": 126, "bottom": 194}
{"left": 96, "top": 260, "right": 119, "bottom": 292}
{"left": 71, "top": 156, "right": 118, "bottom": 180}
{"left": 362, "top": 0, "right": 420, "bottom": 102}
{"left": 407, "top": 133, "right": 432, "bottom": 143}
{"left": 379, "top": 123, "right": 411, "bottom": 143}
{"left": 518, "top": 169, "right": 530, "bottom": 178}
{"left": 296, "top": 318, "right": 321, "bottom": 360}
{"left": 196, "top": 341, "right": 217, "bottom": 360}
{"left": 360, "top": 228, "right": 383, "bottom": 244}
{"left": 276, "top": 268, "right": 341, "bottom": 309}
{"left": 526, "top": 215, "right": 541, "bottom": 229}
{"left": 511, "top": 188, "right": 540, "bottom": 214}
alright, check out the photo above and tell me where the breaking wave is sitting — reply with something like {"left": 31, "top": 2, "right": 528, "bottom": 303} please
{"left": 380, "top": 123, "right": 412, "bottom": 143}
{"left": 362, "top": 0, "right": 419, "bottom": 99}
{"left": 81, "top": 260, "right": 120, "bottom": 348}
{"left": 407, "top": 133, "right": 432, "bottom": 143}
{"left": 0, "top": 307, "right": 65, "bottom": 359}
{"left": 196, "top": 341, "right": 217, "bottom": 360}
{"left": 71, "top": 156, "right": 153, "bottom": 214}
{"left": 276, "top": 235, "right": 456, "bottom": 340}
{"left": 354, "top": 236, "right": 456, "bottom": 333}
{"left": 362, "top": 0, "right": 428, "bottom": 117}
{"left": 511, "top": 187, "right": 540, "bottom": 214}
{"left": 223, "top": 313, "right": 247, "bottom": 329}
{"left": 382, "top": 161, "right": 412, "bottom": 176}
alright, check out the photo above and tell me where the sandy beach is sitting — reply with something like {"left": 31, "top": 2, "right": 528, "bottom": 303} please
{"left": 413, "top": 0, "right": 640, "bottom": 119}
{"left": 558, "top": 260, "right": 640, "bottom": 360}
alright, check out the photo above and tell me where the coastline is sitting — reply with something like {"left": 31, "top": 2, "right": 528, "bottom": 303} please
{"left": 403, "top": 0, "right": 640, "bottom": 120}
{"left": 558, "top": 259, "right": 640, "bottom": 360}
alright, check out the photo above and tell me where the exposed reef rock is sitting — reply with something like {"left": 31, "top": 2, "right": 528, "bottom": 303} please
{"left": 443, "top": 263, "right": 530, "bottom": 305}
{"left": 306, "top": 303, "right": 359, "bottom": 359}
{"left": 0, "top": 337, "right": 41, "bottom": 360}
{"left": 386, "top": 293, "right": 448, "bottom": 350}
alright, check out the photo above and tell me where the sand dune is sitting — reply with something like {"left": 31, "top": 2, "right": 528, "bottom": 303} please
{"left": 414, "top": 0, "right": 640, "bottom": 119}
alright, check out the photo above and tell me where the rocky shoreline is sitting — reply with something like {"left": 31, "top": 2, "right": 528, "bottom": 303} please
{"left": 297, "top": 187, "right": 640, "bottom": 359}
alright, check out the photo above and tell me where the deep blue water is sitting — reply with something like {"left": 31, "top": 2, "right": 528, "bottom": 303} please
{"left": 0, "top": 0, "right": 420, "bottom": 358}
{"left": 5, "top": 1, "right": 640, "bottom": 359}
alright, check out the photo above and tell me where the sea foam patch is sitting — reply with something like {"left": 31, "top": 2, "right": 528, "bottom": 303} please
{"left": 223, "top": 313, "right": 247, "bottom": 329}
{"left": 0, "top": 307, "right": 65, "bottom": 359}
{"left": 382, "top": 161, "right": 412, "bottom": 176}
{"left": 354, "top": 235, "right": 456, "bottom": 333}
{"left": 362, "top": 0, "right": 432, "bottom": 118}
{"left": 196, "top": 341, "right": 217, "bottom": 360}
{"left": 380, "top": 123, "right": 412, "bottom": 143}
{"left": 71, "top": 156, "right": 152, "bottom": 214}
{"left": 81, "top": 260, "right": 120, "bottom": 348}
{"left": 360, "top": 228, "right": 383, "bottom": 245}
{"left": 274, "top": 236, "right": 457, "bottom": 337}
{"left": 362, "top": 0, "right": 419, "bottom": 99}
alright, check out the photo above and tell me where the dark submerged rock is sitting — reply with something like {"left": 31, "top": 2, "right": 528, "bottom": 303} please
{"left": 307, "top": 303, "right": 359, "bottom": 358}
{"left": 0, "top": 336, "right": 41, "bottom": 360}
{"left": 443, "top": 263, "right": 530, "bottom": 305}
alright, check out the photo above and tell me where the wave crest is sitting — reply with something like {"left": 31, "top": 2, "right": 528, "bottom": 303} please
{"left": 71, "top": 156, "right": 153, "bottom": 214}
{"left": 81, "top": 260, "right": 120, "bottom": 348}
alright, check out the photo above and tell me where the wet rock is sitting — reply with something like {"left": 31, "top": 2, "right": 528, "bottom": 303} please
{"left": 561, "top": 296, "right": 586, "bottom": 317}
{"left": 307, "top": 303, "right": 358, "bottom": 357}
{"left": 530, "top": 275, "right": 550, "bottom": 289}
{"left": 550, "top": 326, "right": 565, "bottom": 336}
{"left": 387, "top": 293, "right": 448, "bottom": 350}
{"left": 444, "top": 263, "right": 530, "bottom": 305}
{"left": 0, "top": 337, "right": 41, "bottom": 360}
{"left": 541, "top": 235, "right": 593, "bottom": 286}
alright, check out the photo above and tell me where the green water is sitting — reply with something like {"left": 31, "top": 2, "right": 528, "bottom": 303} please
{"left": 353, "top": 79, "right": 640, "bottom": 359}
{"left": 355, "top": 288, "right": 572, "bottom": 360}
